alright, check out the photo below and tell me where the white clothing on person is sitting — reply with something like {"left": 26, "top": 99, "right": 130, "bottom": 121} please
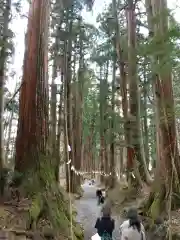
{"left": 91, "top": 233, "right": 101, "bottom": 240}
{"left": 120, "top": 220, "right": 146, "bottom": 240}
{"left": 102, "top": 190, "right": 106, "bottom": 197}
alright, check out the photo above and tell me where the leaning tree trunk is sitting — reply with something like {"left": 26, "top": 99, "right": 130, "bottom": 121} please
{"left": 144, "top": 0, "right": 180, "bottom": 218}
{"left": 15, "top": 0, "right": 49, "bottom": 173}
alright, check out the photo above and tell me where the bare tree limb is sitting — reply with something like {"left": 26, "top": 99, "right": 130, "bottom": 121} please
{"left": 4, "top": 83, "right": 23, "bottom": 110}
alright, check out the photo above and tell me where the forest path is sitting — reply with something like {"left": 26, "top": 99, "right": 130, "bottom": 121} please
{"left": 74, "top": 181, "right": 122, "bottom": 240}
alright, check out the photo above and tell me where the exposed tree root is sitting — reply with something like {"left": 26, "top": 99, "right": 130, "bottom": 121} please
{"left": 142, "top": 180, "right": 180, "bottom": 219}
{"left": 13, "top": 156, "right": 84, "bottom": 240}
{"left": 141, "top": 183, "right": 167, "bottom": 220}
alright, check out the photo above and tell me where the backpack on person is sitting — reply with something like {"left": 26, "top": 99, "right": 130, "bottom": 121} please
{"left": 95, "top": 217, "right": 114, "bottom": 240}
{"left": 101, "top": 231, "right": 112, "bottom": 240}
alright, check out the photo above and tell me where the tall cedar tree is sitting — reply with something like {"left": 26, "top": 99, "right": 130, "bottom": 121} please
{"left": 15, "top": 0, "right": 49, "bottom": 172}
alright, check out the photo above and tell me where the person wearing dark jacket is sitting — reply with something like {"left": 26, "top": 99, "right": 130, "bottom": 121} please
{"left": 96, "top": 189, "right": 102, "bottom": 198}
{"left": 95, "top": 205, "right": 115, "bottom": 239}
{"left": 96, "top": 189, "right": 105, "bottom": 205}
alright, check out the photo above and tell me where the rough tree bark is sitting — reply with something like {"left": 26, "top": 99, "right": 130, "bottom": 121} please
{"left": 144, "top": 0, "right": 180, "bottom": 217}
{"left": 112, "top": 0, "right": 137, "bottom": 183}
{"left": 15, "top": 0, "right": 49, "bottom": 172}
{"left": 145, "top": 0, "right": 161, "bottom": 170}
{"left": 126, "top": 0, "right": 152, "bottom": 186}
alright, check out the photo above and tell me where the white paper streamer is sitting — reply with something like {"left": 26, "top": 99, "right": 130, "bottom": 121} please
{"left": 65, "top": 162, "right": 112, "bottom": 176}
{"left": 66, "top": 159, "right": 71, "bottom": 165}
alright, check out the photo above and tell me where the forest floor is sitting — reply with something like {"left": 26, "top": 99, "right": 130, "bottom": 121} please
{"left": 0, "top": 198, "right": 57, "bottom": 239}
{"left": 0, "top": 187, "right": 83, "bottom": 240}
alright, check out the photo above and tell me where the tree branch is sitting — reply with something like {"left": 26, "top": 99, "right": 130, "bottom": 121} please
{"left": 4, "top": 83, "right": 23, "bottom": 110}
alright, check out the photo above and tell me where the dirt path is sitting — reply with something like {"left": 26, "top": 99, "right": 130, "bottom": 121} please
{"left": 74, "top": 182, "right": 122, "bottom": 240}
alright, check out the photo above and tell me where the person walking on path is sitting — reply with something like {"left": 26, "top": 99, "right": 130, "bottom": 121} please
{"left": 119, "top": 207, "right": 146, "bottom": 240}
{"left": 96, "top": 189, "right": 105, "bottom": 205}
{"left": 94, "top": 204, "right": 115, "bottom": 239}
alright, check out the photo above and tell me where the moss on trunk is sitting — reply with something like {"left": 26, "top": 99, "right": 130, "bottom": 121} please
{"left": 17, "top": 155, "right": 84, "bottom": 240}
{"left": 143, "top": 179, "right": 180, "bottom": 223}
